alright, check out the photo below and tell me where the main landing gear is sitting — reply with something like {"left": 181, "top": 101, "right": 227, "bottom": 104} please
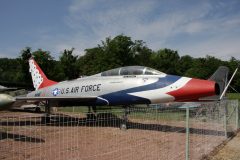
{"left": 87, "top": 106, "right": 97, "bottom": 120}
{"left": 120, "top": 106, "right": 130, "bottom": 131}
{"left": 41, "top": 100, "right": 51, "bottom": 123}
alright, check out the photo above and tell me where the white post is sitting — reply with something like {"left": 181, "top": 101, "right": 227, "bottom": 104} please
{"left": 186, "top": 107, "right": 190, "bottom": 160}
{"left": 224, "top": 105, "right": 228, "bottom": 138}
{"left": 236, "top": 101, "right": 239, "bottom": 130}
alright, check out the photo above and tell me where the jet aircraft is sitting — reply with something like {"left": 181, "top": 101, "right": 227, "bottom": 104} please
{"left": 0, "top": 85, "right": 17, "bottom": 92}
{"left": 14, "top": 57, "right": 238, "bottom": 129}
{"left": 0, "top": 85, "right": 18, "bottom": 110}
{"left": 0, "top": 94, "right": 15, "bottom": 110}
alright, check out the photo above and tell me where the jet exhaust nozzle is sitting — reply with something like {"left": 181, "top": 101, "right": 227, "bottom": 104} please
{"left": 215, "top": 83, "right": 220, "bottom": 95}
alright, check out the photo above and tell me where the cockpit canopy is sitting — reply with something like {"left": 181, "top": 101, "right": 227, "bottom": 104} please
{"left": 98, "top": 66, "right": 165, "bottom": 76}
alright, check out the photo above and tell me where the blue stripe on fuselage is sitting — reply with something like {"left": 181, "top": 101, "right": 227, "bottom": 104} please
{"left": 99, "top": 75, "right": 181, "bottom": 105}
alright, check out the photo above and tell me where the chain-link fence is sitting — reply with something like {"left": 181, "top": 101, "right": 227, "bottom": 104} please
{"left": 0, "top": 100, "right": 239, "bottom": 160}
{"left": 188, "top": 100, "right": 239, "bottom": 159}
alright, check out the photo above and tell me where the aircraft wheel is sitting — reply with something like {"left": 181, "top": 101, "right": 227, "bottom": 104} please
{"left": 120, "top": 123, "right": 127, "bottom": 131}
{"left": 41, "top": 116, "right": 50, "bottom": 124}
{"left": 87, "top": 113, "right": 97, "bottom": 120}
{"left": 35, "top": 107, "right": 41, "bottom": 113}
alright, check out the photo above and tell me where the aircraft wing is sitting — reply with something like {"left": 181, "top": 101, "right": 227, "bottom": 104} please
{"left": 0, "top": 85, "right": 18, "bottom": 92}
{"left": 15, "top": 96, "right": 100, "bottom": 106}
{"left": 15, "top": 96, "right": 97, "bottom": 101}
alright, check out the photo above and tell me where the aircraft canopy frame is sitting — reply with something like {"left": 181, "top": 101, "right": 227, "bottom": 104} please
{"left": 99, "top": 66, "right": 165, "bottom": 76}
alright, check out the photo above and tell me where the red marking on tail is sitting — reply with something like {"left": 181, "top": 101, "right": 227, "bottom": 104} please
{"left": 29, "top": 57, "right": 58, "bottom": 90}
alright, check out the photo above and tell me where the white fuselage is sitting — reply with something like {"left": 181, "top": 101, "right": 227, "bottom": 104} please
{"left": 27, "top": 74, "right": 193, "bottom": 106}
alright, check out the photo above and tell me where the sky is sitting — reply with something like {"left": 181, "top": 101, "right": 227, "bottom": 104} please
{"left": 0, "top": 0, "right": 240, "bottom": 60}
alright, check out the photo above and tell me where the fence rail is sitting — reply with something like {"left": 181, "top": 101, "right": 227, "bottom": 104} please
{"left": 0, "top": 100, "right": 239, "bottom": 160}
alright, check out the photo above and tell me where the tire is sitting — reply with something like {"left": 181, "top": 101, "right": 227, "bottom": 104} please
{"left": 35, "top": 107, "right": 41, "bottom": 113}
{"left": 120, "top": 123, "right": 127, "bottom": 131}
{"left": 41, "top": 116, "right": 50, "bottom": 124}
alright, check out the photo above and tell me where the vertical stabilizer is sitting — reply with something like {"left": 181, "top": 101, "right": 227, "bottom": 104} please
{"left": 29, "top": 58, "right": 57, "bottom": 90}
{"left": 208, "top": 66, "right": 229, "bottom": 96}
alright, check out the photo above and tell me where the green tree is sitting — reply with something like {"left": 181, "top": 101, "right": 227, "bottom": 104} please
{"left": 151, "top": 48, "right": 180, "bottom": 74}
{"left": 131, "top": 40, "right": 153, "bottom": 67}
{"left": 78, "top": 47, "right": 105, "bottom": 76}
{"left": 176, "top": 55, "right": 193, "bottom": 76}
{"left": 32, "top": 49, "right": 56, "bottom": 80}
{"left": 101, "top": 35, "right": 135, "bottom": 67}
{"left": 0, "top": 58, "right": 22, "bottom": 83}
{"left": 1, "top": 34, "right": 240, "bottom": 91}
{"left": 59, "top": 48, "right": 79, "bottom": 80}
{"left": 185, "top": 55, "right": 223, "bottom": 79}
{"left": 18, "top": 47, "right": 32, "bottom": 83}
{"left": 226, "top": 57, "right": 240, "bottom": 92}
{"left": 78, "top": 35, "right": 137, "bottom": 75}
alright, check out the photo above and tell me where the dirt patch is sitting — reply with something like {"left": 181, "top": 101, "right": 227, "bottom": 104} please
{"left": 0, "top": 111, "right": 227, "bottom": 160}
{"left": 208, "top": 131, "right": 240, "bottom": 160}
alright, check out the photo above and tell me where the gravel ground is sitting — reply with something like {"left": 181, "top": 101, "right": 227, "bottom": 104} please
{"left": 0, "top": 111, "right": 227, "bottom": 160}
{"left": 208, "top": 131, "right": 240, "bottom": 160}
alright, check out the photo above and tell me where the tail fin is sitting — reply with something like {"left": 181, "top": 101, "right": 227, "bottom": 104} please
{"left": 29, "top": 58, "right": 58, "bottom": 90}
{"left": 208, "top": 66, "right": 229, "bottom": 96}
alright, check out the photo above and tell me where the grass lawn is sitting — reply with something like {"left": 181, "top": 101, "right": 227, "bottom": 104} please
{"left": 57, "top": 93, "right": 239, "bottom": 122}
{"left": 58, "top": 106, "right": 123, "bottom": 113}
{"left": 227, "top": 93, "right": 240, "bottom": 101}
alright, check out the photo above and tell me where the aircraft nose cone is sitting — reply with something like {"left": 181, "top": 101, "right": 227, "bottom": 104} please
{"left": 167, "top": 78, "right": 217, "bottom": 101}
{"left": 0, "top": 94, "right": 15, "bottom": 110}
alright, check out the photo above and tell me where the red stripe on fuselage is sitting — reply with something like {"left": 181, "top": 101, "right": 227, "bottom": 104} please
{"left": 167, "top": 78, "right": 216, "bottom": 102}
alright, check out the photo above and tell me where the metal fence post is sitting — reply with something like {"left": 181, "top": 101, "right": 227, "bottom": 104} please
{"left": 224, "top": 105, "right": 228, "bottom": 138}
{"left": 236, "top": 101, "right": 239, "bottom": 130}
{"left": 186, "top": 107, "right": 189, "bottom": 160}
